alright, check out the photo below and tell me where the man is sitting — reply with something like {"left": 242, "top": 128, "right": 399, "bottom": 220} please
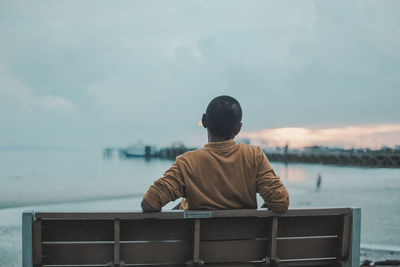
{"left": 141, "top": 95, "right": 289, "bottom": 212}
{"left": 316, "top": 173, "right": 322, "bottom": 192}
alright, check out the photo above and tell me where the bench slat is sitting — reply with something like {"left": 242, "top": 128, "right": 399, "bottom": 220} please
{"left": 200, "top": 240, "right": 267, "bottom": 263}
{"left": 278, "top": 216, "right": 341, "bottom": 237}
{"left": 200, "top": 217, "right": 271, "bottom": 240}
{"left": 204, "top": 264, "right": 263, "bottom": 267}
{"left": 277, "top": 237, "right": 338, "bottom": 259}
{"left": 42, "top": 220, "right": 113, "bottom": 242}
{"left": 121, "top": 219, "right": 193, "bottom": 241}
{"left": 42, "top": 265, "right": 108, "bottom": 267}
{"left": 42, "top": 243, "right": 113, "bottom": 265}
{"left": 279, "top": 259, "right": 337, "bottom": 266}
{"left": 121, "top": 241, "right": 192, "bottom": 264}
{"left": 34, "top": 208, "right": 352, "bottom": 220}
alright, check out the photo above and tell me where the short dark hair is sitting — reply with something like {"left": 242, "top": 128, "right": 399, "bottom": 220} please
{"left": 206, "top": 95, "right": 242, "bottom": 138}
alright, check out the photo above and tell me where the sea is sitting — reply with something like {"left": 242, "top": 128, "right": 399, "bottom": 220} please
{"left": 1, "top": 149, "right": 400, "bottom": 266}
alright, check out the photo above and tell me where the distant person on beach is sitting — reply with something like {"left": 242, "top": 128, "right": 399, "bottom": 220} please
{"left": 316, "top": 173, "right": 322, "bottom": 192}
{"left": 141, "top": 95, "right": 289, "bottom": 212}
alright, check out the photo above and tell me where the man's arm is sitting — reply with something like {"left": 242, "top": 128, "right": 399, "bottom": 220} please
{"left": 256, "top": 148, "right": 289, "bottom": 213}
{"left": 141, "top": 198, "right": 158, "bottom": 212}
{"left": 141, "top": 160, "right": 186, "bottom": 212}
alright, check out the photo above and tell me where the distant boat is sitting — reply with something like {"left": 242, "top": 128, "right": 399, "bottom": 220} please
{"left": 119, "top": 141, "right": 155, "bottom": 158}
{"left": 120, "top": 148, "right": 145, "bottom": 157}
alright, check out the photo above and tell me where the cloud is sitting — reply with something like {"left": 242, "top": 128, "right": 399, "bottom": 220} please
{"left": 0, "top": 74, "right": 77, "bottom": 112}
{"left": 240, "top": 124, "right": 400, "bottom": 149}
{"left": 0, "top": 1, "right": 399, "bottom": 147}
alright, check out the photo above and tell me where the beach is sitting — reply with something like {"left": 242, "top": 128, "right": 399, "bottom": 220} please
{"left": 0, "top": 150, "right": 400, "bottom": 266}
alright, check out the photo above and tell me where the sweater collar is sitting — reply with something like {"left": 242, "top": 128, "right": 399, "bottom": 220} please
{"left": 204, "top": 139, "right": 238, "bottom": 150}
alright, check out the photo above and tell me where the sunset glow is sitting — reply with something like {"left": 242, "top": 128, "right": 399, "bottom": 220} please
{"left": 239, "top": 124, "right": 400, "bottom": 149}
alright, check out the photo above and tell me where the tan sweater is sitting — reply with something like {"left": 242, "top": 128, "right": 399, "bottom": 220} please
{"left": 143, "top": 139, "right": 289, "bottom": 212}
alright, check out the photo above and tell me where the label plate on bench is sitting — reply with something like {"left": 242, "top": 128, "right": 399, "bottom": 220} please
{"left": 184, "top": 211, "right": 212, "bottom": 218}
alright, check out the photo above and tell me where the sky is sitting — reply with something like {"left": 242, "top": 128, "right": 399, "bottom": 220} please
{"left": 0, "top": 0, "right": 399, "bottom": 149}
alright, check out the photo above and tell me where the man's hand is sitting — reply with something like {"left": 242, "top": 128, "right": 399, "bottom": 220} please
{"left": 261, "top": 202, "right": 288, "bottom": 213}
{"left": 141, "top": 198, "right": 159, "bottom": 212}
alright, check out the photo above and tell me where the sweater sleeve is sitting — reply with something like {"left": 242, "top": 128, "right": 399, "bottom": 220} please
{"left": 143, "top": 160, "right": 186, "bottom": 211}
{"left": 256, "top": 148, "right": 289, "bottom": 213}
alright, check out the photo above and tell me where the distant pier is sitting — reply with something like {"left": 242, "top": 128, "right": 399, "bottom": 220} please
{"left": 105, "top": 144, "right": 400, "bottom": 168}
{"left": 104, "top": 142, "right": 196, "bottom": 161}
{"left": 266, "top": 149, "right": 400, "bottom": 168}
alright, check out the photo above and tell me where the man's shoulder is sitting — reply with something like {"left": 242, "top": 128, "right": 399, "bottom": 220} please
{"left": 177, "top": 148, "right": 208, "bottom": 160}
{"left": 238, "top": 142, "right": 264, "bottom": 155}
{"left": 174, "top": 148, "right": 209, "bottom": 169}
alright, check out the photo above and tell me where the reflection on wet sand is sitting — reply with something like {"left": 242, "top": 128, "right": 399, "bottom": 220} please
{"left": 276, "top": 164, "right": 308, "bottom": 182}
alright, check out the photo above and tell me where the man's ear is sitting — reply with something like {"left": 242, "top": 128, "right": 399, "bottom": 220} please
{"left": 233, "top": 122, "right": 242, "bottom": 136}
{"left": 201, "top": 113, "right": 207, "bottom": 128}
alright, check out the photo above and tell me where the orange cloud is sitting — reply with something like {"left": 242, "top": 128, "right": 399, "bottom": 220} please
{"left": 239, "top": 124, "right": 400, "bottom": 149}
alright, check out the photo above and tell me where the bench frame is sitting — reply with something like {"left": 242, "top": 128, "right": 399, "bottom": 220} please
{"left": 23, "top": 208, "right": 361, "bottom": 267}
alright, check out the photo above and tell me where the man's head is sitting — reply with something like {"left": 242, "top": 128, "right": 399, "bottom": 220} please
{"left": 202, "top": 95, "right": 242, "bottom": 141}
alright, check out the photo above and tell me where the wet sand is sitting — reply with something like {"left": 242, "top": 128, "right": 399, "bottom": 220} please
{"left": 360, "top": 248, "right": 400, "bottom": 266}
{"left": 1, "top": 155, "right": 399, "bottom": 266}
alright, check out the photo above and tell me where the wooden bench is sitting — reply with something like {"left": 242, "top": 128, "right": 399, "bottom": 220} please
{"left": 22, "top": 208, "right": 361, "bottom": 267}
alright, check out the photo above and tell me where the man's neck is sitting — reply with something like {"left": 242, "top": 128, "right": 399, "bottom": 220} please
{"left": 208, "top": 132, "right": 233, "bottom": 142}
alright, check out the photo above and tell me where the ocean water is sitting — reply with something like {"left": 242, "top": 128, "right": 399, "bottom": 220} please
{"left": 0, "top": 149, "right": 172, "bottom": 208}
{"left": 0, "top": 149, "right": 400, "bottom": 266}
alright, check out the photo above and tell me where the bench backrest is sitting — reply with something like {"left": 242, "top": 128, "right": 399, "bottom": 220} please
{"left": 22, "top": 208, "right": 360, "bottom": 267}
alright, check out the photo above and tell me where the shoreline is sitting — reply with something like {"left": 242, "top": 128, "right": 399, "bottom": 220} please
{"left": 0, "top": 193, "right": 144, "bottom": 210}
{"left": 361, "top": 247, "right": 400, "bottom": 264}
{"left": 362, "top": 244, "right": 400, "bottom": 254}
